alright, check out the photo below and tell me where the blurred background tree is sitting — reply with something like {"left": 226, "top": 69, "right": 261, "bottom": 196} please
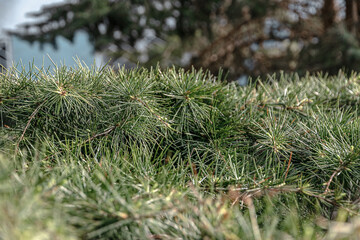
{"left": 11, "top": 0, "right": 360, "bottom": 80}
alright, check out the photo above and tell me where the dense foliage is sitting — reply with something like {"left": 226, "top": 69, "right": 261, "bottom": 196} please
{"left": 1, "top": 65, "right": 360, "bottom": 239}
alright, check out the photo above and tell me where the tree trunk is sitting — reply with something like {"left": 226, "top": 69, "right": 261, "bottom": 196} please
{"left": 321, "top": 0, "right": 336, "bottom": 30}
{"left": 345, "top": 0, "right": 360, "bottom": 35}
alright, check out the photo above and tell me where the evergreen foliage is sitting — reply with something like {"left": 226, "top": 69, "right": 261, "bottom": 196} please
{"left": 1, "top": 65, "right": 360, "bottom": 239}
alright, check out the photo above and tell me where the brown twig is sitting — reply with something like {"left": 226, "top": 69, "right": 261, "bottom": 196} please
{"left": 15, "top": 101, "right": 46, "bottom": 155}
{"left": 83, "top": 123, "right": 120, "bottom": 144}
{"left": 302, "top": 189, "right": 358, "bottom": 216}
{"left": 324, "top": 166, "right": 343, "bottom": 194}
{"left": 226, "top": 184, "right": 359, "bottom": 216}
{"left": 284, "top": 152, "right": 293, "bottom": 181}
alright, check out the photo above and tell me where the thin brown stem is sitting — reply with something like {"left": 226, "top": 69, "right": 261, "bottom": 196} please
{"left": 324, "top": 167, "right": 343, "bottom": 194}
{"left": 284, "top": 152, "right": 293, "bottom": 181}
{"left": 84, "top": 123, "right": 120, "bottom": 144}
{"left": 15, "top": 101, "right": 46, "bottom": 155}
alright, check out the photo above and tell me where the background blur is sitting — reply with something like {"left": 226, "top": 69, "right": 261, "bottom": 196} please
{"left": 1, "top": 0, "right": 360, "bottom": 81}
{"left": 0, "top": 0, "right": 97, "bottom": 71}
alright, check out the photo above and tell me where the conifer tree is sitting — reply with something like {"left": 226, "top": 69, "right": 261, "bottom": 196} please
{"left": 11, "top": 0, "right": 360, "bottom": 78}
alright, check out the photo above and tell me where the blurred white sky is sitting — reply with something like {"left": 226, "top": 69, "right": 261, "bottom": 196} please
{"left": 0, "top": 0, "right": 99, "bottom": 69}
{"left": 0, "top": 0, "right": 65, "bottom": 31}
